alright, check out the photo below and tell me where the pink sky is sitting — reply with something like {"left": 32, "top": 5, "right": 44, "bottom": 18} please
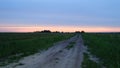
{"left": 0, "top": 26, "right": 120, "bottom": 32}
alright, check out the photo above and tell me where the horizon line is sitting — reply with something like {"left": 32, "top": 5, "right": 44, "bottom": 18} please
{"left": 0, "top": 26, "right": 120, "bottom": 32}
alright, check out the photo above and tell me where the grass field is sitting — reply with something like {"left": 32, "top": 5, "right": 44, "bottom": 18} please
{"left": 82, "top": 33, "right": 120, "bottom": 68}
{"left": 82, "top": 53, "right": 101, "bottom": 68}
{"left": 0, "top": 33, "right": 74, "bottom": 65}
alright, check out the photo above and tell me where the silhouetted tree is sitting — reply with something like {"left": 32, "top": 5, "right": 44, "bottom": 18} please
{"left": 81, "top": 31, "right": 85, "bottom": 33}
{"left": 53, "top": 31, "right": 60, "bottom": 33}
{"left": 41, "top": 30, "right": 51, "bottom": 33}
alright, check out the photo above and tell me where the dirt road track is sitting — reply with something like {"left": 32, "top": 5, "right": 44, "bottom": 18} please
{"left": 3, "top": 35, "right": 86, "bottom": 68}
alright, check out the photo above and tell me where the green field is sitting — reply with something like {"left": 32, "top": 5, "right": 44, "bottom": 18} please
{"left": 82, "top": 33, "right": 120, "bottom": 68}
{"left": 82, "top": 53, "right": 101, "bottom": 68}
{"left": 0, "top": 33, "right": 74, "bottom": 65}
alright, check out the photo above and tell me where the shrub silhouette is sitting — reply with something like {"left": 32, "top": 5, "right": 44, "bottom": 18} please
{"left": 41, "top": 30, "right": 51, "bottom": 33}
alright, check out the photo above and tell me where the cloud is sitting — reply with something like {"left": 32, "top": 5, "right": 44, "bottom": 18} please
{"left": 0, "top": 11, "right": 120, "bottom": 27}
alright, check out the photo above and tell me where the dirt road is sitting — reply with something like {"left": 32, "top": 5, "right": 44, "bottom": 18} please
{"left": 3, "top": 35, "right": 86, "bottom": 68}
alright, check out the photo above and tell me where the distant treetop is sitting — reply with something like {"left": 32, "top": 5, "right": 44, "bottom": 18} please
{"left": 81, "top": 31, "right": 85, "bottom": 33}
{"left": 41, "top": 30, "right": 51, "bottom": 33}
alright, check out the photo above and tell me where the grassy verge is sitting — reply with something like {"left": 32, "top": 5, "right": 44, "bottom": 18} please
{"left": 82, "top": 33, "right": 120, "bottom": 68}
{"left": 82, "top": 53, "right": 101, "bottom": 68}
{"left": 0, "top": 33, "right": 74, "bottom": 66}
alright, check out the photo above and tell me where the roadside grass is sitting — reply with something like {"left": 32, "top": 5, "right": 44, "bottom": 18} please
{"left": 0, "top": 33, "right": 74, "bottom": 66}
{"left": 82, "top": 53, "right": 101, "bottom": 68}
{"left": 82, "top": 33, "right": 120, "bottom": 68}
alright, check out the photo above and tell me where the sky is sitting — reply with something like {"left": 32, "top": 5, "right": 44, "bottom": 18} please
{"left": 0, "top": 0, "right": 120, "bottom": 32}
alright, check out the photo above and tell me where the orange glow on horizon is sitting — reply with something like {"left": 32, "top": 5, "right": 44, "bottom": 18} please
{"left": 0, "top": 26, "right": 120, "bottom": 32}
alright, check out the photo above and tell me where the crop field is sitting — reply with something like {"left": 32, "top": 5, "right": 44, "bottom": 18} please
{"left": 82, "top": 33, "right": 120, "bottom": 68}
{"left": 0, "top": 33, "right": 74, "bottom": 65}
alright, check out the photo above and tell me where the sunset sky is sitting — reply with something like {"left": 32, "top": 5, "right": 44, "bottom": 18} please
{"left": 0, "top": 0, "right": 120, "bottom": 32}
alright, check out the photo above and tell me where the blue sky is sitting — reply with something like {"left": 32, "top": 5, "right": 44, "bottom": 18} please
{"left": 0, "top": 0, "right": 120, "bottom": 32}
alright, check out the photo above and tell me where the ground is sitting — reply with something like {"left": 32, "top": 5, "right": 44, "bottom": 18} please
{"left": 2, "top": 35, "right": 87, "bottom": 68}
